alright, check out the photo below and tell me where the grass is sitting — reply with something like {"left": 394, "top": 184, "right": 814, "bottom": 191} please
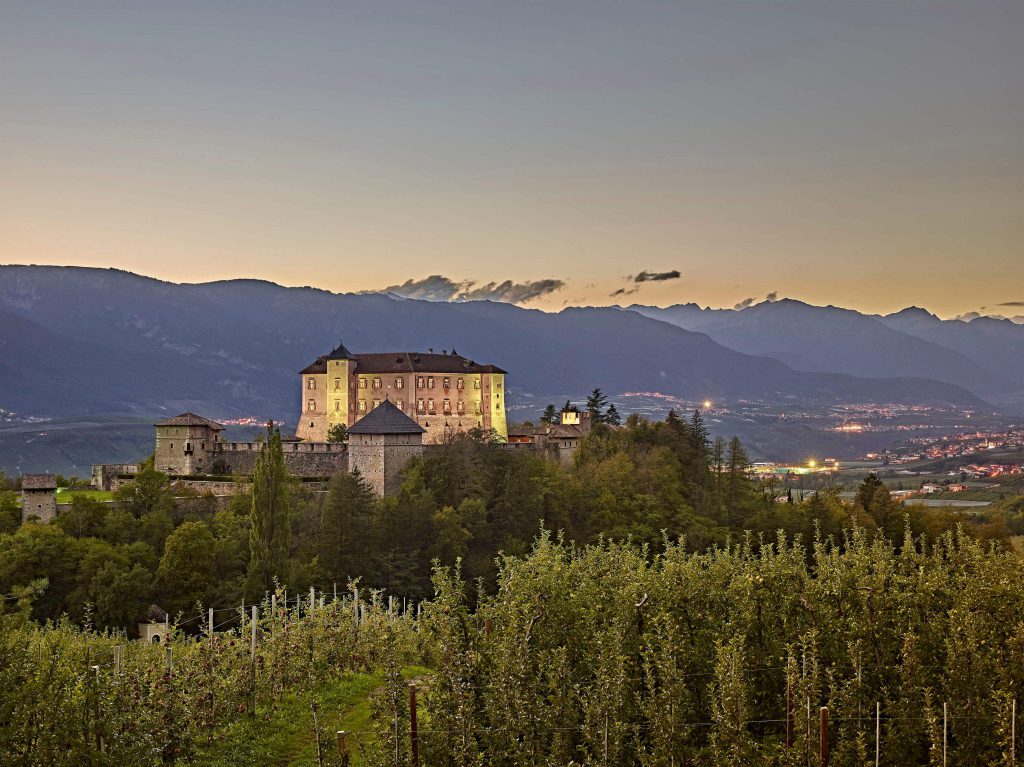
{"left": 55, "top": 488, "right": 114, "bottom": 502}
{"left": 193, "top": 665, "right": 431, "bottom": 767}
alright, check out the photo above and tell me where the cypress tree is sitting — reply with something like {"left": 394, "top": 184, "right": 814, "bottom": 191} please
{"left": 246, "top": 425, "right": 291, "bottom": 597}
{"left": 604, "top": 403, "right": 621, "bottom": 426}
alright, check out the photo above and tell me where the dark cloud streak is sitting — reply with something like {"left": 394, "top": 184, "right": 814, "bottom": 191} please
{"left": 379, "top": 275, "right": 565, "bottom": 305}
{"left": 634, "top": 270, "right": 681, "bottom": 283}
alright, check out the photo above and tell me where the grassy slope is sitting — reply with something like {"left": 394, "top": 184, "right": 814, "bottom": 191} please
{"left": 194, "top": 665, "right": 430, "bottom": 767}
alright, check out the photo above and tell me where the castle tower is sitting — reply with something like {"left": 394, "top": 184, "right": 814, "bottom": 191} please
{"left": 346, "top": 400, "right": 425, "bottom": 496}
{"left": 21, "top": 474, "right": 57, "bottom": 523}
{"left": 154, "top": 413, "right": 225, "bottom": 475}
{"left": 297, "top": 340, "right": 355, "bottom": 442}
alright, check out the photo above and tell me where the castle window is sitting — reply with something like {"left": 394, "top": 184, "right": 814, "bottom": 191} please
{"left": 307, "top": 378, "right": 316, "bottom": 389}
{"left": 457, "top": 401, "right": 465, "bottom": 414}
{"left": 359, "top": 399, "right": 367, "bottom": 413}
{"left": 443, "top": 377, "right": 450, "bottom": 389}
{"left": 417, "top": 376, "right": 425, "bottom": 389}
{"left": 359, "top": 378, "right": 367, "bottom": 389}
{"left": 395, "top": 378, "right": 404, "bottom": 389}
{"left": 457, "top": 378, "right": 465, "bottom": 390}
{"left": 307, "top": 399, "right": 316, "bottom": 412}
{"left": 334, "top": 400, "right": 340, "bottom": 412}
{"left": 373, "top": 377, "right": 382, "bottom": 389}
{"left": 373, "top": 399, "right": 381, "bottom": 409}
{"left": 474, "top": 380, "right": 480, "bottom": 389}
{"left": 427, "top": 377, "right": 434, "bottom": 389}
{"left": 443, "top": 399, "right": 452, "bottom": 414}
{"left": 334, "top": 378, "right": 341, "bottom": 390}
{"left": 427, "top": 398, "right": 435, "bottom": 413}
{"left": 396, "top": 399, "right": 404, "bottom": 411}
{"left": 417, "top": 398, "right": 425, "bottom": 412}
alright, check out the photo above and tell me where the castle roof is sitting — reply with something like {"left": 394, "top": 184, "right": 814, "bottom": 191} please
{"left": 21, "top": 473, "right": 57, "bottom": 490}
{"left": 300, "top": 348, "right": 506, "bottom": 376}
{"left": 155, "top": 413, "right": 225, "bottom": 430}
{"left": 300, "top": 356, "right": 327, "bottom": 374}
{"left": 327, "top": 340, "right": 356, "bottom": 360}
{"left": 348, "top": 400, "right": 426, "bottom": 435}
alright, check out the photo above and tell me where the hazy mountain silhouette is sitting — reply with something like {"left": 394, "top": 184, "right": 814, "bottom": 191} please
{"left": 0, "top": 266, "right": 992, "bottom": 422}
{"left": 629, "top": 299, "right": 1022, "bottom": 411}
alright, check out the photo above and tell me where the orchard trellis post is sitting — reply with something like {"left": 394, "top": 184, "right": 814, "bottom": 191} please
{"left": 409, "top": 682, "right": 420, "bottom": 767}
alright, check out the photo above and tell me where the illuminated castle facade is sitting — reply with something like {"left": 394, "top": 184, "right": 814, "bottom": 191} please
{"left": 296, "top": 342, "right": 508, "bottom": 444}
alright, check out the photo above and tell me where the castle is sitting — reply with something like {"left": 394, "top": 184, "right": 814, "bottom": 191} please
{"left": 84, "top": 346, "right": 591, "bottom": 501}
{"left": 295, "top": 342, "right": 508, "bottom": 444}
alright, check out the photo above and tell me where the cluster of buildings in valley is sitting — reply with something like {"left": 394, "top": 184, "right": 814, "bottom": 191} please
{"left": 22, "top": 343, "right": 599, "bottom": 521}
{"left": 864, "top": 429, "right": 1024, "bottom": 465}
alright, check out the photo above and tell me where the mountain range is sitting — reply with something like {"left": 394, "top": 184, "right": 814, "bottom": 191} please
{"left": 629, "top": 300, "right": 1024, "bottom": 413}
{"left": 0, "top": 267, "right": 1014, "bottom": 428}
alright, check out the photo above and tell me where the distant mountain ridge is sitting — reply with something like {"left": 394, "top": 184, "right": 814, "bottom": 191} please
{"left": 629, "top": 299, "right": 1024, "bottom": 413}
{"left": 0, "top": 266, "right": 994, "bottom": 422}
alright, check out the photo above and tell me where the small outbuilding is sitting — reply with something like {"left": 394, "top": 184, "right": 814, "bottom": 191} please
{"left": 138, "top": 604, "right": 170, "bottom": 643}
{"left": 21, "top": 474, "right": 58, "bottom": 524}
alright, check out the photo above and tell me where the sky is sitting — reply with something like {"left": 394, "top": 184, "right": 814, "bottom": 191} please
{"left": 1, "top": 1, "right": 1021, "bottom": 317}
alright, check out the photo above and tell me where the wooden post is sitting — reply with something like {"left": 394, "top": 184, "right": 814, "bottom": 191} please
{"left": 166, "top": 646, "right": 173, "bottom": 675}
{"left": 310, "top": 586, "right": 315, "bottom": 615}
{"left": 208, "top": 608, "right": 214, "bottom": 649}
{"left": 251, "top": 605, "right": 257, "bottom": 662}
{"left": 875, "top": 701, "right": 881, "bottom": 767}
{"left": 1012, "top": 698, "right": 1017, "bottom": 767}
{"left": 786, "top": 658, "right": 794, "bottom": 748}
{"left": 272, "top": 593, "right": 277, "bottom": 619}
{"left": 409, "top": 683, "right": 420, "bottom": 767}
{"left": 819, "top": 706, "right": 828, "bottom": 767}
{"left": 336, "top": 730, "right": 350, "bottom": 767}
{"left": 114, "top": 644, "right": 121, "bottom": 675}
{"left": 604, "top": 712, "right": 610, "bottom": 766}
{"left": 943, "top": 702, "right": 948, "bottom": 767}
{"left": 333, "top": 582, "right": 337, "bottom": 602}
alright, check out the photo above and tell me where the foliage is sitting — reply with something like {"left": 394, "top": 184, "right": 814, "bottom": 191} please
{"left": 246, "top": 426, "right": 291, "bottom": 598}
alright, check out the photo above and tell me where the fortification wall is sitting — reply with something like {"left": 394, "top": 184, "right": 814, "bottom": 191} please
{"left": 214, "top": 442, "right": 346, "bottom": 477}
{"left": 92, "top": 463, "right": 140, "bottom": 491}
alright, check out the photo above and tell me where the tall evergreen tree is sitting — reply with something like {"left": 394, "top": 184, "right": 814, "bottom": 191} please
{"left": 604, "top": 403, "right": 621, "bottom": 426}
{"left": 246, "top": 426, "right": 291, "bottom": 598}
{"left": 319, "top": 471, "right": 375, "bottom": 582}
{"left": 540, "top": 404, "right": 558, "bottom": 424}
{"left": 561, "top": 400, "right": 578, "bottom": 414}
{"left": 586, "top": 388, "right": 609, "bottom": 423}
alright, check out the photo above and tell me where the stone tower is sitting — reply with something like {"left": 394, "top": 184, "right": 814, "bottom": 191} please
{"left": 346, "top": 400, "right": 425, "bottom": 496}
{"left": 21, "top": 474, "right": 57, "bottom": 523}
{"left": 154, "top": 413, "right": 225, "bottom": 475}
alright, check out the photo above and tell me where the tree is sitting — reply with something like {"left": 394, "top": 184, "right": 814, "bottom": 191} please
{"left": 55, "top": 495, "right": 109, "bottom": 538}
{"left": 561, "top": 400, "right": 578, "bottom": 414}
{"left": 326, "top": 423, "right": 349, "bottom": 443}
{"left": 114, "top": 466, "right": 175, "bottom": 518}
{"left": 318, "top": 471, "right": 376, "bottom": 582}
{"left": 604, "top": 403, "right": 621, "bottom": 426}
{"left": 246, "top": 426, "right": 291, "bottom": 598}
{"left": 540, "top": 404, "right": 558, "bottom": 424}
{"left": 586, "top": 388, "right": 609, "bottom": 422}
{"left": 855, "top": 473, "right": 885, "bottom": 511}
{"left": 0, "top": 490, "right": 19, "bottom": 535}
{"left": 156, "top": 522, "right": 216, "bottom": 615}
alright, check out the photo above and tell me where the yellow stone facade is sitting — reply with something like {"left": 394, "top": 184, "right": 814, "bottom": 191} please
{"left": 295, "top": 344, "right": 508, "bottom": 444}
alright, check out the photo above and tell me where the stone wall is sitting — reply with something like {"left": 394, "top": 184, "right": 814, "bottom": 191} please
{"left": 214, "top": 441, "right": 347, "bottom": 477}
{"left": 92, "top": 463, "right": 140, "bottom": 491}
{"left": 22, "top": 489, "right": 57, "bottom": 523}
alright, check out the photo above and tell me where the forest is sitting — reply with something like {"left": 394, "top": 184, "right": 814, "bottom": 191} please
{"left": 0, "top": 409, "right": 1016, "bottom": 633}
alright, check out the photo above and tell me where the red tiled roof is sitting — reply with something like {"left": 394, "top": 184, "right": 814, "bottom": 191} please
{"left": 154, "top": 413, "right": 225, "bottom": 429}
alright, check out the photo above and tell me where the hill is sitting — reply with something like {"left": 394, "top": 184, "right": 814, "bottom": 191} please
{"left": 0, "top": 266, "right": 990, "bottom": 428}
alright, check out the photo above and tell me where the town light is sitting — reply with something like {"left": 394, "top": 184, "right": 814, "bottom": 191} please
{"left": 702, "top": 400, "right": 712, "bottom": 409}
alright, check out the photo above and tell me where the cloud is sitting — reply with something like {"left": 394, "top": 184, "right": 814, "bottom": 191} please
{"left": 634, "top": 270, "right": 681, "bottom": 283}
{"left": 610, "top": 287, "right": 639, "bottom": 298}
{"left": 997, "top": 301, "right": 1024, "bottom": 307}
{"left": 734, "top": 297, "right": 756, "bottom": 310}
{"left": 379, "top": 275, "right": 565, "bottom": 305}
{"left": 765, "top": 291, "right": 779, "bottom": 302}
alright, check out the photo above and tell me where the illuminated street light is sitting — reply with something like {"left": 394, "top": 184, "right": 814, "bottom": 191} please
{"left": 702, "top": 400, "right": 712, "bottom": 409}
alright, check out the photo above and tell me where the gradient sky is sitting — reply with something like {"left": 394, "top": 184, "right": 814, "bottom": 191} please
{"left": 2, "top": 1, "right": 1021, "bottom": 317}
